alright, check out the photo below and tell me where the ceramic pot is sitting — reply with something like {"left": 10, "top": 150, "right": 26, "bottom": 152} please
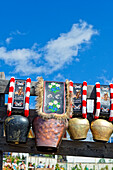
{"left": 91, "top": 119, "right": 113, "bottom": 142}
{"left": 68, "top": 118, "right": 90, "bottom": 140}
{"left": 32, "top": 116, "right": 67, "bottom": 152}
{"left": 5, "top": 115, "right": 30, "bottom": 144}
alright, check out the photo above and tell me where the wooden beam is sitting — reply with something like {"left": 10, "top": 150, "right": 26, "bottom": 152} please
{"left": 0, "top": 72, "right": 5, "bottom": 79}
{"left": 0, "top": 137, "right": 113, "bottom": 158}
{"left": 0, "top": 79, "right": 96, "bottom": 98}
{"left": 0, "top": 73, "right": 5, "bottom": 170}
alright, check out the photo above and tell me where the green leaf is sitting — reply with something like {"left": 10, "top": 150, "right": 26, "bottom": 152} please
{"left": 56, "top": 90, "right": 60, "bottom": 93}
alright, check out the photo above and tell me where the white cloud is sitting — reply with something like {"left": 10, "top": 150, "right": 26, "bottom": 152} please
{"left": 5, "top": 37, "right": 13, "bottom": 44}
{"left": 75, "top": 58, "right": 80, "bottom": 62}
{"left": 0, "top": 20, "right": 98, "bottom": 75}
{"left": 5, "top": 30, "right": 26, "bottom": 45}
{"left": 98, "top": 76, "right": 113, "bottom": 84}
{"left": 31, "top": 43, "right": 39, "bottom": 50}
{"left": 0, "top": 47, "right": 41, "bottom": 75}
{"left": 10, "top": 30, "right": 27, "bottom": 36}
{"left": 43, "top": 21, "right": 98, "bottom": 73}
{"left": 54, "top": 73, "right": 65, "bottom": 81}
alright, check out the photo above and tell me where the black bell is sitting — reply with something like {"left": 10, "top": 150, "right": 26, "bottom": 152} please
{"left": 5, "top": 115, "right": 30, "bottom": 144}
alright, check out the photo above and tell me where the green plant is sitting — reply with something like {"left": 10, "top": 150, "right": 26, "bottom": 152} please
{"left": 55, "top": 163, "right": 60, "bottom": 170}
{"left": 84, "top": 165, "right": 89, "bottom": 170}
{"left": 33, "top": 163, "right": 35, "bottom": 166}
{"left": 98, "top": 158, "right": 106, "bottom": 163}
{"left": 44, "top": 154, "right": 54, "bottom": 158}
{"left": 105, "top": 165, "right": 108, "bottom": 170}
{"left": 72, "top": 164, "right": 82, "bottom": 170}
{"left": 93, "top": 165, "right": 95, "bottom": 170}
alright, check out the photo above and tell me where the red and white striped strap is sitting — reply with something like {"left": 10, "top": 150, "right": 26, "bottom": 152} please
{"left": 69, "top": 81, "right": 73, "bottom": 118}
{"left": 7, "top": 77, "right": 15, "bottom": 116}
{"left": 94, "top": 82, "right": 100, "bottom": 119}
{"left": 24, "top": 78, "right": 31, "bottom": 117}
{"left": 109, "top": 83, "right": 113, "bottom": 122}
{"left": 82, "top": 81, "right": 87, "bottom": 118}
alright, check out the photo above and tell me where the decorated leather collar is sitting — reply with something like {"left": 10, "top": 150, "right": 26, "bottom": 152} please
{"left": 7, "top": 77, "right": 31, "bottom": 117}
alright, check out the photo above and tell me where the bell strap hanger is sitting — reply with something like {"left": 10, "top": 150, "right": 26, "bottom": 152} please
{"left": 109, "top": 83, "right": 113, "bottom": 121}
{"left": 7, "top": 77, "right": 15, "bottom": 116}
{"left": 95, "top": 82, "right": 113, "bottom": 122}
{"left": 7, "top": 77, "right": 31, "bottom": 117}
{"left": 94, "top": 82, "right": 101, "bottom": 119}
{"left": 69, "top": 81, "right": 87, "bottom": 119}
{"left": 69, "top": 80, "right": 73, "bottom": 118}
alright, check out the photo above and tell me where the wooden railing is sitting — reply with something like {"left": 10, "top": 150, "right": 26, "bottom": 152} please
{"left": 0, "top": 72, "right": 113, "bottom": 169}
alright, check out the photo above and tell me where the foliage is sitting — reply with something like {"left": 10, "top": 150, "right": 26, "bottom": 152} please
{"left": 71, "top": 164, "right": 83, "bottom": 170}
{"left": 33, "top": 163, "right": 35, "bottom": 166}
{"left": 93, "top": 165, "right": 95, "bottom": 170}
{"left": 98, "top": 158, "right": 106, "bottom": 163}
{"left": 4, "top": 155, "right": 23, "bottom": 166}
{"left": 44, "top": 154, "right": 54, "bottom": 158}
{"left": 105, "top": 165, "right": 108, "bottom": 170}
{"left": 72, "top": 168, "right": 75, "bottom": 170}
{"left": 84, "top": 165, "right": 89, "bottom": 170}
{"left": 55, "top": 163, "right": 60, "bottom": 170}
{"left": 101, "top": 165, "right": 109, "bottom": 170}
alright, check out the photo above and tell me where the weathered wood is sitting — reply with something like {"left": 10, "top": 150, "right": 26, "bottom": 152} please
{"left": 0, "top": 80, "right": 37, "bottom": 96}
{"left": 0, "top": 74, "right": 5, "bottom": 170}
{"left": 0, "top": 72, "right": 5, "bottom": 79}
{"left": 0, "top": 107, "right": 110, "bottom": 124}
{"left": 0, "top": 137, "right": 113, "bottom": 158}
{"left": 0, "top": 73, "right": 112, "bottom": 160}
{"left": 0, "top": 106, "right": 37, "bottom": 123}
{"left": 0, "top": 79, "right": 95, "bottom": 98}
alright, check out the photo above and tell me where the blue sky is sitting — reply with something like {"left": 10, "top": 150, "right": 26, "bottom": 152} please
{"left": 0, "top": 0, "right": 113, "bottom": 85}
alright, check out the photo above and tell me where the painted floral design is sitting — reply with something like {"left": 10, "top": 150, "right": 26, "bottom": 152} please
{"left": 48, "top": 82, "right": 61, "bottom": 93}
{"left": 48, "top": 100, "right": 60, "bottom": 112}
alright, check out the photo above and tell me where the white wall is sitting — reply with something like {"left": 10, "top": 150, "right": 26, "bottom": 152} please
{"left": 28, "top": 156, "right": 57, "bottom": 168}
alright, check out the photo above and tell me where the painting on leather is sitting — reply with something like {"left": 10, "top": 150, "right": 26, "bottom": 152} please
{"left": 100, "top": 85, "right": 110, "bottom": 117}
{"left": 73, "top": 83, "right": 82, "bottom": 117}
{"left": 43, "top": 81, "right": 65, "bottom": 115}
{"left": 12, "top": 80, "right": 26, "bottom": 109}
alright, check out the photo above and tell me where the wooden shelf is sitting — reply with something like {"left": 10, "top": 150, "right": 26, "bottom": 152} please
{"left": 0, "top": 137, "right": 113, "bottom": 158}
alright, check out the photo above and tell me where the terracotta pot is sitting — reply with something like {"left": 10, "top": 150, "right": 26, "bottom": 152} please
{"left": 91, "top": 119, "right": 113, "bottom": 142}
{"left": 68, "top": 118, "right": 90, "bottom": 140}
{"left": 5, "top": 115, "right": 30, "bottom": 144}
{"left": 32, "top": 116, "right": 67, "bottom": 152}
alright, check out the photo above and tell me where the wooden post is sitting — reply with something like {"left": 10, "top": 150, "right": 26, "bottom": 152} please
{"left": 0, "top": 72, "right": 5, "bottom": 170}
